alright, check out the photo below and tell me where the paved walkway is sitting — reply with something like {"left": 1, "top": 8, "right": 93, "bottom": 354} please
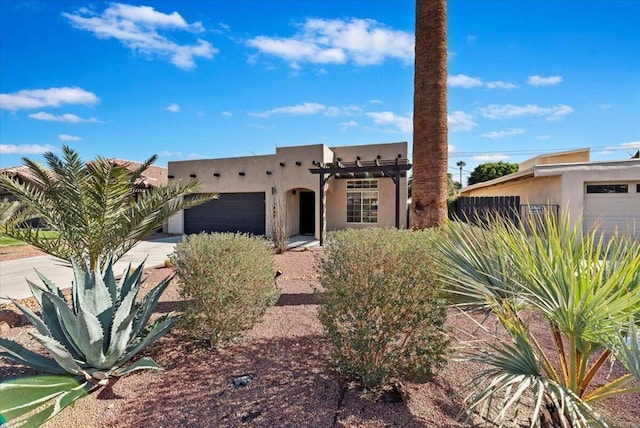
{"left": 0, "top": 237, "right": 182, "bottom": 301}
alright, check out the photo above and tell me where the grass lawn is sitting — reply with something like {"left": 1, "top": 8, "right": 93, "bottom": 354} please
{"left": 0, "top": 230, "right": 59, "bottom": 247}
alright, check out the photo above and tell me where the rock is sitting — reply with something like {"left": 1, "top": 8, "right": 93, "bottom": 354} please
{"left": 0, "top": 309, "right": 21, "bottom": 327}
{"left": 0, "top": 321, "right": 10, "bottom": 334}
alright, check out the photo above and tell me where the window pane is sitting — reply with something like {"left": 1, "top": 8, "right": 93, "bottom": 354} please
{"left": 346, "top": 179, "right": 378, "bottom": 190}
{"left": 347, "top": 192, "right": 362, "bottom": 223}
{"left": 586, "top": 184, "right": 628, "bottom": 194}
{"left": 361, "top": 191, "right": 378, "bottom": 223}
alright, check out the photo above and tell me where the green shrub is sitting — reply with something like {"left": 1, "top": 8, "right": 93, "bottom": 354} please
{"left": 317, "top": 228, "right": 449, "bottom": 389}
{"left": 171, "top": 232, "right": 279, "bottom": 347}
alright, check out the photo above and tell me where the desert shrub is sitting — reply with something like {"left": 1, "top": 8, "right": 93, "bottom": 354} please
{"left": 317, "top": 228, "right": 449, "bottom": 389}
{"left": 171, "top": 232, "right": 279, "bottom": 347}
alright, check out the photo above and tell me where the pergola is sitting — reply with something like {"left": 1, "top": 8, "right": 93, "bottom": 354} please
{"left": 309, "top": 157, "right": 412, "bottom": 245}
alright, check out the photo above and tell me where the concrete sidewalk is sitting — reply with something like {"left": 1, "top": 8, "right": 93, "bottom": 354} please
{"left": 0, "top": 237, "right": 182, "bottom": 301}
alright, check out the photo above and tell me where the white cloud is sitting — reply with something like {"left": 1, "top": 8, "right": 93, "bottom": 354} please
{"left": 486, "top": 80, "right": 518, "bottom": 90}
{"left": 252, "top": 102, "right": 360, "bottom": 118}
{"left": 481, "top": 128, "right": 526, "bottom": 139}
{"left": 447, "top": 111, "right": 477, "bottom": 132}
{"left": 448, "top": 74, "right": 517, "bottom": 90}
{"left": 449, "top": 145, "right": 457, "bottom": 153}
{"left": 221, "top": 111, "right": 232, "bottom": 117}
{"left": 253, "top": 102, "right": 327, "bottom": 118}
{"left": 369, "top": 99, "right": 382, "bottom": 104}
{"left": 165, "top": 103, "right": 180, "bottom": 112}
{"left": 367, "top": 111, "right": 412, "bottom": 133}
{"left": 0, "top": 87, "right": 99, "bottom": 111}
{"left": 159, "top": 150, "right": 182, "bottom": 157}
{"left": 598, "top": 141, "right": 640, "bottom": 155}
{"left": 0, "top": 144, "right": 57, "bottom": 155}
{"left": 472, "top": 153, "right": 511, "bottom": 162}
{"left": 448, "top": 74, "right": 483, "bottom": 88}
{"left": 527, "top": 75, "right": 563, "bottom": 87}
{"left": 28, "top": 112, "right": 99, "bottom": 123}
{"left": 63, "top": 3, "right": 216, "bottom": 70}
{"left": 466, "top": 35, "right": 477, "bottom": 44}
{"left": 340, "top": 120, "right": 358, "bottom": 130}
{"left": 478, "top": 104, "right": 574, "bottom": 121}
{"left": 536, "top": 135, "right": 552, "bottom": 140}
{"left": 247, "top": 18, "right": 413, "bottom": 67}
{"left": 58, "top": 134, "right": 81, "bottom": 141}
{"left": 599, "top": 104, "right": 613, "bottom": 110}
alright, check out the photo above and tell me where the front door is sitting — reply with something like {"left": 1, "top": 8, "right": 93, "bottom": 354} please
{"left": 299, "top": 191, "right": 315, "bottom": 235}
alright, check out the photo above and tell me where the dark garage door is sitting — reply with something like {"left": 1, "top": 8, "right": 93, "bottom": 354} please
{"left": 184, "top": 192, "right": 266, "bottom": 235}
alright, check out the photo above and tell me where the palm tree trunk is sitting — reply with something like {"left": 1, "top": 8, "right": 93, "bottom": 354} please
{"left": 410, "top": 0, "right": 448, "bottom": 229}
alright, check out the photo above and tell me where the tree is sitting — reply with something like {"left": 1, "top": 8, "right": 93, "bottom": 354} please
{"left": 467, "top": 161, "right": 518, "bottom": 185}
{"left": 409, "top": 0, "right": 448, "bottom": 229}
{"left": 456, "top": 160, "right": 466, "bottom": 185}
{"left": 437, "top": 212, "right": 640, "bottom": 426}
{"left": 0, "top": 145, "right": 214, "bottom": 272}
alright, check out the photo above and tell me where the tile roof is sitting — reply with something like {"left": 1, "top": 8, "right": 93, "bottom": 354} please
{"left": 1, "top": 159, "right": 168, "bottom": 189}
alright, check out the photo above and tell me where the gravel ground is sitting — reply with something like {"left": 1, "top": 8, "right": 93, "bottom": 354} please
{"left": 1, "top": 248, "right": 638, "bottom": 427}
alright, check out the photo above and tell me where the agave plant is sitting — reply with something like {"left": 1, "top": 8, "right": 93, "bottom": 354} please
{"left": 437, "top": 212, "right": 640, "bottom": 427}
{"left": 0, "top": 257, "right": 179, "bottom": 426}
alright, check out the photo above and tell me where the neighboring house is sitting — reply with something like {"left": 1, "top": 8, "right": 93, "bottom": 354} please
{"left": 0, "top": 166, "right": 40, "bottom": 201}
{"left": 459, "top": 148, "right": 640, "bottom": 239}
{"left": 1, "top": 160, "right": 168, "bottom": 227}
{"left": 103, "top": 158, "right": 168, "bottom": 191}
{"left": 167, "top": 142, "right": 411, "bottom": 243}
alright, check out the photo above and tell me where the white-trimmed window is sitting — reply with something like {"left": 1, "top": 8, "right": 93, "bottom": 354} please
{"left": 346, "top": 180, "right": 378, "bottom": 223}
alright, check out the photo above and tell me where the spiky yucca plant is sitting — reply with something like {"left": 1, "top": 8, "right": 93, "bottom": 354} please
{"left": 437, "top": 212, "right": 640, "bottom": 427}
{"left": 0, "top": 257, "right": 178, "bottom": 426}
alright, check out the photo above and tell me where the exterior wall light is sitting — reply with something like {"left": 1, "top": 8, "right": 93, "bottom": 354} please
{"left": 266, "top": 170, "right": 272, "bottom": 175}
{"left": 213, "top": 173, "right": 220, "bottom": 177}
{"left": 239, "top": 172, "right": 245, "bottom": 176}
{"left": 295, "top": 161, "right": 302, "bottom": 166}
{"left": 279, "top": 162, "right": 286, "bottom": 167}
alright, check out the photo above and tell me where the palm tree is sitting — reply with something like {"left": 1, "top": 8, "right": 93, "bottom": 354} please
{"left": 456, "top": 160, "right": 466, "bottom": 186}
{"left": 410, "top": 0, "right": 448, "bottom": 229}
{"left": 0, "top": 145, "right": 214, "bottom": 272}
{"left": 437, "top": 212, "right": 640, "bottom": 426}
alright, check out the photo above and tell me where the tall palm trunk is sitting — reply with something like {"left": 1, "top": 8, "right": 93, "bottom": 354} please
{"left": 410, "top": 0, "right": 448, "bottom": 229}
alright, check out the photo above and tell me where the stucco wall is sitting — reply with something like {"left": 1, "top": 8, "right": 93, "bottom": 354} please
{"left": 461, "top": 175, "right": 562, "bottom": 206}
{"left": 167, "top": 142, "right": 409, "bottom": 236}
{"left": 326, "top": 176, "right": 407, "bottom": 230}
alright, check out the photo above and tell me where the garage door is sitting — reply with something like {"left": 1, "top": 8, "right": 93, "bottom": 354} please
{"left": 184, "top": 192, "right": 266, "bottom": 235}
{"left": 584, "top": 183, "right": 640, "bottom": 239}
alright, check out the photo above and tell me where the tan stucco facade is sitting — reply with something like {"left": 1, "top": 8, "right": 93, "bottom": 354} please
{"left": 458, "top": 149, "right": 640, "bottom": 236}
{"left": 167, "top": 142, "right": 408, "bottom": 238}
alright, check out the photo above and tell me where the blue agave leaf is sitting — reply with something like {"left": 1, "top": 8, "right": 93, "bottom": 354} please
{"left": 22, "top": 379, "right": 94, "bottom": 427}
{"left": 120, "top": 313, "right": 179, "bottom": 366}
{"left": 0, "top": 375, "right": 86, "bottom": 422}
{"left": 130, "top": 274, "right": 174, "bottom": 341}
{"left": 40, "top": 290, "right": 89, "bottom": 360}
{"left": 77, "top": 307, "right": 106, "bottom": 368}
{"left": 0, "top": 338, "right": 66, "bottom": 374}
{"left": 30, "top": 333, "right": 84, "bottom": 376}
{"left": 114, "top": 357, "right": 162, "bottom": 376}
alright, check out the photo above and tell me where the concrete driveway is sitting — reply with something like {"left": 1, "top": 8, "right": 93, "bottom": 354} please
{"left": 0, "top": 236, "right": 182, "bottom": 301}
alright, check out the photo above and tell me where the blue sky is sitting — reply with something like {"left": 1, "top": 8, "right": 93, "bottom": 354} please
{"left": 1, "top": 0, "right": 639, "bottom": 184}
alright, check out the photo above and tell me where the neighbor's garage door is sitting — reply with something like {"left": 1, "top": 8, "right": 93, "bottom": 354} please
{"left": 584, "top": 183, "right": 640, "bottom": 239}
{"left": 184, "top": 192, "right": 266, "bottom": 235}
